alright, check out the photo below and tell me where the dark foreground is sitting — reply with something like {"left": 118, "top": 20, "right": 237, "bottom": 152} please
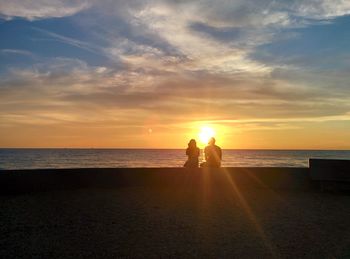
{"left": 0, "top": 168, "right": 350, "bottom": 258}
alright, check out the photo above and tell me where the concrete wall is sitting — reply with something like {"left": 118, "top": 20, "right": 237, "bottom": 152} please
{"left": 310, "top": 159, "right": 350, "bottom": 181}
{"left": 0, "top": 167, "right": 310, "bottom": 194}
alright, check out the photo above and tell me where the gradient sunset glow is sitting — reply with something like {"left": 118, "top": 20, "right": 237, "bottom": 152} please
{"left": 1, "top": 1, "right": 350, "bottom": 149}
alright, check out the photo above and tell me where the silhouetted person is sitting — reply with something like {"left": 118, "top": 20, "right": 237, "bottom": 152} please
{"left": 201, "top": 137, "right": 222, "bottom": 168}
{"left": 184, "top": 139, "right": 200, "bottom": 168}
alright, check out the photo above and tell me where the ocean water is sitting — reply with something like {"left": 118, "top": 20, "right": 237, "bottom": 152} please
{"left": 0, "top": 149, "right": 350, "bottom": 170}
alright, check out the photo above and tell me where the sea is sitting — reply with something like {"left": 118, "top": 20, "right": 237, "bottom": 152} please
{"left": 0, "top": 149, "right": 350, "bottom": 170}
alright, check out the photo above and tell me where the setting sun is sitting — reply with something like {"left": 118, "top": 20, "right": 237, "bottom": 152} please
{"left": 198, "top": 126, "right": 216, "bottom": 145}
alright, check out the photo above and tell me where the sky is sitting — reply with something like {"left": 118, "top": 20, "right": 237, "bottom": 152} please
{"left": 1, "top": 0, "right": 350, "bottom": 149}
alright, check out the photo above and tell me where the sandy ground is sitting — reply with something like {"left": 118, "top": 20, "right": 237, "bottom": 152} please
{"left": 1, "top": 183, "right": 350, "bottom": 258}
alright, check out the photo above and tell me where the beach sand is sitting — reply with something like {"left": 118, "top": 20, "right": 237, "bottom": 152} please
{"left": 0, "top": 169, "right": 350, "bottom": 258}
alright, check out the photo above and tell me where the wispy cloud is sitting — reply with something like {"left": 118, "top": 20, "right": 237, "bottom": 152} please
{"left": 31, "top": 27, "right": 99, "bottom": 54}
{"left": 0, "top": 0, "right": 91, "bottom": 20}
{"left": 1, "top": 58, "right": 349, "bottom": 123}
{"left": 0, "top": 49, "right": 34, "bottom": 57}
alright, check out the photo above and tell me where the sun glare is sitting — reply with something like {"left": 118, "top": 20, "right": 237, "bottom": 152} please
{"left": 199, "top": 126, "right": 216, "bottom": 145}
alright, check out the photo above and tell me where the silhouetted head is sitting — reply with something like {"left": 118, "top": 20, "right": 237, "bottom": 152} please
{"left": 188, "top": 139, "right": 197, "bottom": 148}
{"left": 208, "top": 137, "right": 216, "bottom": 145}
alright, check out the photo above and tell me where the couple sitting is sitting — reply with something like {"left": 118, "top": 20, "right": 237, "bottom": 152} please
{"left": 184, "top": 137, "right": 222, "bottom": 168}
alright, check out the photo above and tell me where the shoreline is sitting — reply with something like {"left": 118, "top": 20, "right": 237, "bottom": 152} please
{"left": 2, "top": 150, "right": 349, "bottom": 169}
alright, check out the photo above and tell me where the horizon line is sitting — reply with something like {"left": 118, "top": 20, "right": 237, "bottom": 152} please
{"left": 1, "top": 147, "right": 350, "bottom": 151}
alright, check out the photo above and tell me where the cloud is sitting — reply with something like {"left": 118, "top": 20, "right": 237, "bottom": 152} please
{"left": 2, "top": 0, "right": 350, "bottom": 24}
{"left": 0, "top": 0, "right": 92, "bottom": 20}
{"left": 32, "top": 27, "right": 99, "bottom": 54}
{"left": 0, "top": 49, "right": 34, "bottom": 57}
{"left": 288, "top": 0, "right": 350, "bottom": 19}
{"left": 185, "top": 0, "right": 350, "bottom": 27}
{"left": 1, "top": 57, "right": 349, "bottom": 125}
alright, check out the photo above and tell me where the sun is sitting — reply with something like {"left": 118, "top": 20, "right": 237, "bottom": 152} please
{"left": 198, "top": 126, "right": 216, "bottom": 145}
